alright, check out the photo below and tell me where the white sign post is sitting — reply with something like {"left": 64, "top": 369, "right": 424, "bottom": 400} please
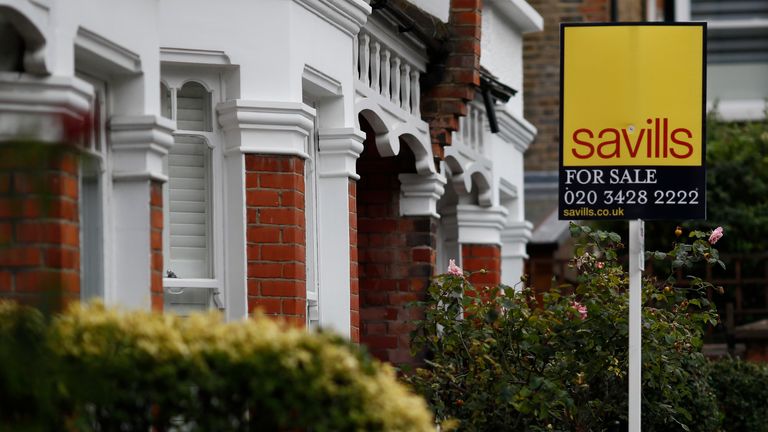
{"left": 560, "top": 24, "right": 705, "bottom": 430}
{"left": 628, "top": 219, "right": 644, "bottom": 432}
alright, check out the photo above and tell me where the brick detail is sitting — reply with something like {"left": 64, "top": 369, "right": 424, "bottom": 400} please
{"left": 349, "top": 180, "right": 360, "bottom": 343}
{"left": 356, "top": 120, "right": 437, "bottom": 367}
{"left": 150, "top": 181, "right": 164, "bottom": 312}
{"left": 462, "top": 244, "right": 501, "bottom": 287}
{"left": 0, "top": 144, "right": 81, "bottom": 309}
{"left": 245, "top": 154, "right": 306, "bottom": 327}
{"left": 421, "top": 0, "right": 483, "bottom": 161}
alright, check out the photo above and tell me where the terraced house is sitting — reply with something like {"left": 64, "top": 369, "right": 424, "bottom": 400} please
{"left": 0, "top": 0, "right": 541, "bottom": 365}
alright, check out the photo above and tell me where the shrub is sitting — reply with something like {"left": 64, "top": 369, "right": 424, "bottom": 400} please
{"left": 710, "top": 357, "right": 768, "bottom": 432}
{"left": 405, "top": 225, "right": 723, "bottom": 431}
{"left": 0, "top": 302, "right": 434, "bottom": 431}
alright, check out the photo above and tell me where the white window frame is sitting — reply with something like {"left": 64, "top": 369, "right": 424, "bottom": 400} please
{"left": 161, "top": 69, "right": 226, "bottom": 314}
{"left": 302, "top": 97, "right": 321, "bottom": 330}
{"left": 76, "top": 71, "right": 113, "bottom": 304}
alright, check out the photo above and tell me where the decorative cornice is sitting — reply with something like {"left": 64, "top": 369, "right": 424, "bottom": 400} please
{"left": 399, "top": 172, "right": 447, "bottom": 218}
{"left": 455, "top": 204, "right": 508, "bottom": 246}
{"left": 501, "top": 220, "right": 533, "bottom": 259}
{"left": 303, "top": 65, "right": 342, "bottom": 97}
{"left": 75, "top": 27, "right": 141, "bottom": 75}
{"left": 496, "top": 108, "right": 536, "bottom": 153}
{"left": 0, "top": 74, "right": 92, "bottom": 142}
{"left": 293, "top": 0, "right": 371, "bottom": 36}
{"left": 318, "top": 127, "right": 365, "bottom": 179}
{"left": 217, "top": 100, "right": 315, "bottom": 158}
{"left": 109, "top": 115, "right": 175, "bottom": 182}
{"left": 160, "top": 47, "right": 232, "bottom": 66}
{"left": 486, "top": 0, "right": 544, "bottom": 34}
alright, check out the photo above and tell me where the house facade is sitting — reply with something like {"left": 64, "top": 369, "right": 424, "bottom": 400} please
{"left": 0, "top": 0, "right": 540, "bottom": 365}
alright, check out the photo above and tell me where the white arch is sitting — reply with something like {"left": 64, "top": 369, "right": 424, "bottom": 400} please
{"left": 0, "top": 2, "right": 48, "bottom": 75}
{"left": 355, "top": 96, "right": 435, "bottom": 174}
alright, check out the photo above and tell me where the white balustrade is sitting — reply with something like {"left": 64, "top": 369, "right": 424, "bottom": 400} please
{"left": 355, "top": 30, "right": 422, "bottom": 115}
{"left": 456, "top": 103, "right": 486, "bottom": 155}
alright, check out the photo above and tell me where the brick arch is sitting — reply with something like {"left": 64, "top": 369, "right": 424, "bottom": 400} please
{"left": 353, "top": 114, "right": 436, "bottom": 367}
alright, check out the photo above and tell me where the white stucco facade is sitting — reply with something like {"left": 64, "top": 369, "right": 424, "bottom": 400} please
{"left": 0, "top": 0, "right": 541, "bottom": 333}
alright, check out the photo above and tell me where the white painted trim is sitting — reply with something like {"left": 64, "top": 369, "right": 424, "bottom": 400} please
{"left": 217, "top": 100, "right": 315, "bottom": 157}
{"left": 292, "top": 0, "right": 370, "bottom": 36}
{"left": 455, "top": 204, "right": 508, "bottom": 246}
{"left": 318, "top": 127, "right": 365, "bottom": 179}
{"left": 399, "top": 172, "right": 447, "bottom": 219}
{"left": 0, "top": 74, "right": 92, "bottom": 142}
{"left": 363, "top": 14, "right": 428, "bottom": 73}
{"left": 109, "top": 115, "right": 175, "bottom": 182}
{"left": 223, "top": 150, "right": 248, "bottom": 320}
{"left": 355, "top": 93, "right": 436, "bottom": 174}
{"left": 496, "top": 108, "right": 537, "bottom": 153}
{"left": 0, "top": 2, "right": 49, "bottom": 75}
{"left": 112, "top": 171, "right": 169, "bottom": 183}
{"left": 303, "top": 65, "right": 343, "bottom": 97}
{"left": 487, "top": 0, "right": 544, "bottom": 33}
{"left": 501, "top": 220, "right": 532, "bottom": 258}
{"left": 675, "top": 0, "right": 691, "bottom": 21}
{"left": 499, "top": 178, "right": 518, "bottom": 200}
{"left": 708, "top": 18, "right": 768, "bottom": 30}
{"left": 75, "top": 27, "right": 142, "bottom": 75}
{"left": 159, "top": 47, "right": 232, "bottom": 66}
{"left": 708, "top": 99, "right": 768, "bottom": 122}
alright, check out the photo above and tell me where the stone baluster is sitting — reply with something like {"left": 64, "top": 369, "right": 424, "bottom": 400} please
{"left": 359, "top": 33, "right": 370, "bottom": 87}
{"left": 410, "top": 70, "right": 420, "bottom": 115}
{"left": 391, "top": 56, "right": 401, "bottom": 106}
{"left": 353, "top": 35, "right": 359, "bottom": 80}
{"left": 402, "top": 63, "right": 411, "bottom": 112}
{"left": 371, "top": 41, "right": 381, "bottom": 93}
{"left": 381, "top": 49, "right": 391, "bottom": 98}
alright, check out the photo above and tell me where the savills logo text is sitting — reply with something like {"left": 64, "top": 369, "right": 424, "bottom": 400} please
{"left": 569, "top": 117, "right": 693, "bottom": 160}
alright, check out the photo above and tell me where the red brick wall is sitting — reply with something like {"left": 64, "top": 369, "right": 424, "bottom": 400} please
{"left": 150, "top": 181, "right": 164, "bottom": 312}
{"left": 349, "top": 180, "right": 360, "bottom": 343}
{"left": 421, "top": 0, "right": 483, "bottom": 161}
{"left": 0, "top": 144, "right": 80, "bottom": 309}
{"left": 245, "top": 154, "right": 306, "bottom": 327}
{"left": 356, "top": 127, "right": 436, "bottom": 367}
{"left": 462, "top": 244, "right": 501, "bottom": 287}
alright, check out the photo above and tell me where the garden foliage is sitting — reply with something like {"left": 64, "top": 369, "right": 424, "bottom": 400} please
{"left": 0, "top": 302, "right": 433, "bottom": 432}
{"left": 406, "top": 225, "right": 726, "bottom": 431}
{"left": 710, "top": 357, "right": 768, "bottom": 432}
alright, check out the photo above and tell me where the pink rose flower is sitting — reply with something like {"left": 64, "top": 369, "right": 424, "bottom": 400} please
{"left": 447, "top": 259, "right": 463, "bottom": 276}
{"left": 571, "top": 301, "right": 588, "bottom": 320}
{"left": 708, "top": 226, "right": 724, "bottom": 245}
{"left": 596, "top": 262, "right": 605, "bottom": 269}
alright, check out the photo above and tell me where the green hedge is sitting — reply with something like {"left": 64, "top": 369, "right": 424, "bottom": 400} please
{"left": 0, "top": 301, "right": 433, "bottom": 431}
{"left": 710, "top": 357, "right": 768, "bottom": 432}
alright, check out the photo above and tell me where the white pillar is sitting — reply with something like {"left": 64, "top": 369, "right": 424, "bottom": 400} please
{"left": 317, "top": 127, "right": 365, "bottom": 337}
{"left": 109, "top": 115, "right": 174, "bottom": 309}
{"left": 501, "top": 220, "right": 533, "bottom": 287}
{"left": 399, "top": 173, "right": 446, "bottom": 219}
{"left": 455, "top": 204, "right": 507, "bottom": 247}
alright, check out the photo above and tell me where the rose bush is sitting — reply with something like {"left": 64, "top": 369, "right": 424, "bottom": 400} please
{"left": 405, "top": 224, "right": 724, "bottom": 431}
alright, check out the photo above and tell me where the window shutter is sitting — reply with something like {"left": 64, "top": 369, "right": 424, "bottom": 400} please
{"left": 168, "top": 135, "right": 211, "bottom": 279}
{"left": 176, "top": 82, "right": 211, "bottom": 131}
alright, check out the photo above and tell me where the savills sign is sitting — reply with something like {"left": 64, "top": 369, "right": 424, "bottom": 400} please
{"left": 559, "top": 23, "right": 706, "bottom": 220}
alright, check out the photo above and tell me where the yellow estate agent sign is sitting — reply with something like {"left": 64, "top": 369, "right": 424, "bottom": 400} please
{"left": 559, "top": 23, "right": 706, "bottom": 220}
